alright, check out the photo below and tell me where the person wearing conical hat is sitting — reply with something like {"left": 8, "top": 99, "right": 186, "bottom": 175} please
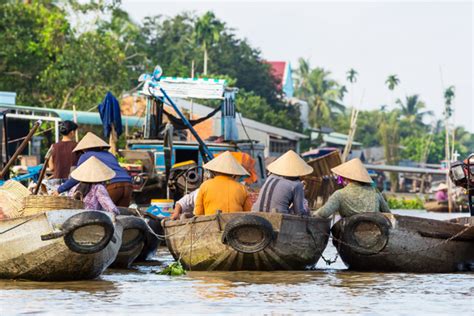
{"left": 314, "top": 158, "right": 390, "bottom": 219}
{"left": 68, "top": 156, "right": 119, "bottom": 215}
{"left": 194, "top": 151, "right": 252, "bottom": 216}
{"left": 434, "top": 183, "right": 449, "bottom": 203}
{"left": 252, "top": 150, "right": 313, "bottom": 215}
{"left": 55, "top": 132, "right": 132, "bottom": 207}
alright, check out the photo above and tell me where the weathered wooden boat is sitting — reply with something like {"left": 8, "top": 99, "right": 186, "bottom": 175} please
{"left": 331, "top": 212, "right": 474, "bottom": 273}
{"left": 424, "top": 201, "right": 468, "bottom": 213}
{"left": 0, "top": 209, "right": 122, "bottom": 281}
{"left": 163, "top": 212, "right": 331, "bottom": 271}
{"left": 116, "top": 207, "right": 163, "bottom": 262}
{"left": 110, "top": 215, "right": 148, "bottom": 268}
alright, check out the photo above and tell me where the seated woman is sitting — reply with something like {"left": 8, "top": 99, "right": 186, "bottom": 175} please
{"left": 314, "top": 158, "right": 390, "bottom": 219}
{"left": 68, "top": 156, "right": 119, "bottom": 215}
{"left": 56, "top": 132, "right": 132, "bottom": 207}
{"left": 434, "top": 183, "right": 449, "bottom": 203}
{"left": 252, "top": 150, "right": 313, "bottom": 215}
{"left": 194, "top": 151, "right": 252, "bottom": 216}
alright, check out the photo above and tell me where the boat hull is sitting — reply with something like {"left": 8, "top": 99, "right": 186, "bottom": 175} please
{"left": 332, "top": 213, "right": 474, "bottom": 273}
{"left": 0, "top": 210, "right": 122, "bottom": 281}
{"left": 163, "top": 212, "right": 330, "bottom": 271}
{"left": 424, "top": 201, "right": 468, "bottom": 213}
{"left": 110, "top": 215, "right": 148, "bottom": 269}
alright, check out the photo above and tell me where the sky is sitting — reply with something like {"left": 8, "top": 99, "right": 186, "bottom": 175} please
{"left": 121, "top": 0, "right": 473, "bottom": 132}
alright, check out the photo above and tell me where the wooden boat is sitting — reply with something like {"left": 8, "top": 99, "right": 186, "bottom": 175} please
{"left": 110, "top": 215, "right": 148, "bottom": 268}
{"left": 331, "top": 212, "right": 474, "bottom": 273}
{"left": 163, "top": 212, "right": 331, "bottom": 271}
{"left": 424, "top": 200, "right": 469, "bottom": 213}
{"left": 0, "top": 209, "right": 122, "bottom": 281}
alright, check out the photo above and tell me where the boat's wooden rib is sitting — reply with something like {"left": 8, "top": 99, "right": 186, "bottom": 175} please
{"left": 163, "top": 212, "right": 330, "bottom": 271}
{"left": 332, "top": 212, "right": 474, "bottom": 273}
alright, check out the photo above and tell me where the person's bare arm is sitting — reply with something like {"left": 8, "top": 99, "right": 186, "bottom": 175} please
{"left": 171, "top": 203, "right": 183, "bottom": 220}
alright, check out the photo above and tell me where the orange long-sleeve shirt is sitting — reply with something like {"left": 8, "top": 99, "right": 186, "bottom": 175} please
{"left": 194, "top": 175, "right": 252, "bottom": 216}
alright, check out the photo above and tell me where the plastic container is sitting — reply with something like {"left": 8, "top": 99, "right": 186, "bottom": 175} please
{"left": 146, "top": 199, "right": 174, "bottom": 217}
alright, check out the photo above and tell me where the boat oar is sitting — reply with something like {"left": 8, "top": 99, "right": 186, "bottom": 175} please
{"left": 34, "top": 146, "right": 53, "bottom": 195}
{"left": 0, "top": 120, "right": 42, "bottom": 179}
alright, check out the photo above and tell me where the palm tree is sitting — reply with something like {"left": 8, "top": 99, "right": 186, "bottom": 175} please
{"left": 396, "top": 94, "right": 433, "bottom": 125}
{"left": 346, "top": 68, "right": 358, "bottom": 83}
{"left": 295, "top": 65, "right": 346, "bottom": 128}
{"left": 194, "top": 11, "right": 224, "bottom": 75}
{"left": 444, "top": 85, "right": 455, "bottom": 118}
{"left": 385, "top": 74, "right": 400, "bottom": 90}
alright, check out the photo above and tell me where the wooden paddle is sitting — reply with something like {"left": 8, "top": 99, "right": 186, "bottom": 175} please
{"left": 33, "top": 146, "right": 53, "bottom": 195}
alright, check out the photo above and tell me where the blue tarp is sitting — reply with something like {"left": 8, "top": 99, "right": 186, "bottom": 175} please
{"left": 98, "top": 92, "right": 123, "bottom": 138}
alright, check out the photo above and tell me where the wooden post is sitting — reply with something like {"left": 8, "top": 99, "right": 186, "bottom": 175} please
{"left": 109, "top": 124, "right": 118, "bottom": 156}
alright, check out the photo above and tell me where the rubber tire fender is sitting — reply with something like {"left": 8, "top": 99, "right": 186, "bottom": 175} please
{"left": 62, "top": 211, "right": 115, "bottom": 254}
{"left": 222, "top": 214, "right": 274, "bottom": 254}
{"left": 341, "top": 212, "right": 392, "bottom": 255}
{"left": 116, "top": 215, "right": 148, "bottom": 252}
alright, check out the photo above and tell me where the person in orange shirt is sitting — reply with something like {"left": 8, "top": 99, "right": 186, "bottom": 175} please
{"left": 194, "top": 151, "right": 252, "bottom": 216}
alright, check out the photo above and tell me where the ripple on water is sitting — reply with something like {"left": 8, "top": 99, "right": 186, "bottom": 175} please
{"left": 1, "top": 211, "right": 473, "bottom": 315}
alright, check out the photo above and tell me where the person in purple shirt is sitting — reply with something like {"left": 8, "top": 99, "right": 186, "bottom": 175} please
{"left": 55, "top": 132, "right": 132, "bottom": 207}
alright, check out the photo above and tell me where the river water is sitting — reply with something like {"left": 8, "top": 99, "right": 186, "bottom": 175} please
{"left": 0, "top": 210, "right": 473, "bottom": 315}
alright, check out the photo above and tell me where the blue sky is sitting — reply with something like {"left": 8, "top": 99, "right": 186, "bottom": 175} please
{"left": 122, "top": 0, "right": 473, "bottom": 132}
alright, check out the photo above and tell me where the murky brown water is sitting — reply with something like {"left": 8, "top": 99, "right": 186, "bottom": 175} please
{"left": 1, "top": 210, "right": 473, "bottom": 315}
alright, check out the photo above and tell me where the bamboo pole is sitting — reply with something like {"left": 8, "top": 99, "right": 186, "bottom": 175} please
{"left": 33, "top": 146, "right": 53, "bottom": 195}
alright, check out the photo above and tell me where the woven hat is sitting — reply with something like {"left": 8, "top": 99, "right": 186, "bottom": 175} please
{"left": 435, "top": 183, "right": 448, "bottom": 191}
{"left": 267, "top": 150, "right": 313, "bottom": 177}
{"left": 331, "top": 158, "right": 372, "bottom": 184}
{"left": 203, "top": 151, "right": 249, "bottom": 176}
{"left": 71, "top": 156, "right": 116, "bottom": 183}
{"left": 73, "top": 132, "right": 110, "bottom": 152}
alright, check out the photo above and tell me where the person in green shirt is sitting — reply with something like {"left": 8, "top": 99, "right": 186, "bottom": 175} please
{"left": 314, "top": 158, "right": 391, "bottom": 218}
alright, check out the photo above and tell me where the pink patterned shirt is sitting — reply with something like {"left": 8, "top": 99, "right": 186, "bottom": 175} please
{"left": 69, "top": 184, "right": 119, "bottom": 215}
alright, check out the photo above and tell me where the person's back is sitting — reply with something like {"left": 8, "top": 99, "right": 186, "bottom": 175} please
{"left": 314, "top": 158, "right": 391, "bottom": 219}
{"left": 316, "top": 183, "right": 389, "bottom": 218}
{"left": 194, "top": 175, "right": 251, "bottom": 216}
{"left": 51, "top": 141, "right": 78, "bottom": 179}
{"left": 252, "top": 174, "right": 306, "bottom": 215}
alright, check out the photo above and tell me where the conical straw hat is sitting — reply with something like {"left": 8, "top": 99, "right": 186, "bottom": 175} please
{"left": 331, "top": 158, "right": 372, "bottom": 184}
{"left": 435, "top": 183, "right": 448, "bottom": 191}
{"left": 203, "top": 151, "right": 249, "bottom": 176}
{"left": 267, "top": 150, "right": 313, "bottom": 177}
{"left": 71, "top": 156, "right": 116, "bottom": 183}
{"left": 73, "top": 132, "right": 110, "bottom": 152}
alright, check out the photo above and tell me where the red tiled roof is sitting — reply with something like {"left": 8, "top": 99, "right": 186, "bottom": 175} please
{"left": 266, "top": 61, "right": 286, "bottom": 89}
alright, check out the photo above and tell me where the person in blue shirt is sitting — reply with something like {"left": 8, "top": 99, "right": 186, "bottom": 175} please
{"left": 55, "top": 132, "right": 132, "bottom": 207}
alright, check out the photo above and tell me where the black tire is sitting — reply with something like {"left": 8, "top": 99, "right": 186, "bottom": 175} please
{"left": 116, "top": 216, "right": 148, "bottom": 252}
{"left": 222, "top": 215, "right": 274, "bottom": 254}
{"left": 62, "top": 211, "right": 115, "bottom": 254}
{"left": 341, "top": 212, "right": 391, "bottom": 255}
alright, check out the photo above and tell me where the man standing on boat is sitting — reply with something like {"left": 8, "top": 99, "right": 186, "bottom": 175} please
{"left": 194, "top": 151, "right": 252, "bottom": 216}
{"left": 252, "top": 150, "right": 313, "bottom": 215}
{"left": 314, "top": 158, "right": 391, "bottom": 218}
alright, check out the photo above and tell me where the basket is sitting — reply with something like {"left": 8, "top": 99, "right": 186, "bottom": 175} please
{"left": 0, "top": 180, "right": 31, "bottom": 219}
{"left": 22, "top": 196, "right": 84, "bottom": 217}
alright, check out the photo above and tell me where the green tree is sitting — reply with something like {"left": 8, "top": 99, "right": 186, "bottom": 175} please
{"left": 379, "top": 111, "right": 400, "bottom": 191}
{"left": 385, "top": 74, "right": 400, "bottom": 90}
{"left": 294, "top": 60, "right": 346, "bottom": 128}
{"left": 40, "top": 31, "right": 130, "bottom": 110}
{"left": 396, "top": 94, "right": 432, "bottom": 125}
{"left": 0, "top": 1, "right": 70, "bottom": 105}
{"left": 194, "top": 11, "right": 224, "bottom": 75}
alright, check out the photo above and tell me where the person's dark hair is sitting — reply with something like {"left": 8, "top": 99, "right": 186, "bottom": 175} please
{"left": 73, "top": 182, "right": 93, "bottom": 201}
{"left": 59, "top": 120, "right": 78, "bottom": 136}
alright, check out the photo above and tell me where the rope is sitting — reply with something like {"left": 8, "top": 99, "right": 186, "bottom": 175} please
{"left": 0, "top": 213, "right": 44, "bottom": 235}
